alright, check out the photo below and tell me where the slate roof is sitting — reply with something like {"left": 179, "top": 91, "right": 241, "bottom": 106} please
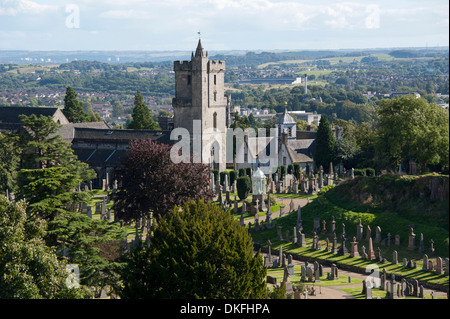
{"left": 276, "top": 108, "right": 296, "bottom": 125}
{"left": 72, "top": 128, "right": 173, "bottom": 146}
{"left": 0, "top": 106, "right": 61, "bottom": 124}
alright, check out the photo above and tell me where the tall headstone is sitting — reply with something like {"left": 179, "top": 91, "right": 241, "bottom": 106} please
{"left": 436, "top": 257, "right": 443, "bottom": 275}
{"left": 367, "top": 237, "right": 376, "bottom": 260}
{"left": 422, "top": 254, "right": 428, "bottom": 271}
{"left": 330, "top": 216, "right": 336, "bottom": 234}
{"left": 297, "top": 230, "right": 306, "bottom": 247}
{"left": 350, "top": 237, "right": 360, "bottom": 258}
{"left": 296, "top": 205, "right": 302, "bottom": 229}
{"left": 407, "top": 226, "right": 415, "bottom": 250}
{"left": 331, "top": 233, "right": 338, "bottom": 254}
{"left": 338, "top": 234, "right": 348, "bottom": 256}
{"left": 267, "top": 240, "right": 272, "bottom": 263}
{"left": 356, "top": 219, "right": 363, "bottom": 240}
{"left": 313, "top": 217, "right": 320, "bottom": 233}
{"left": 419, "top": 233, "right": 425, "bottom": 253}
{"left": 392, "top": 250, "right": 398, "bottom": 265}
{"left": 375, "top": 226, "right": 382, "bottom": 244}
{"left": 366, "top": 225, "right": 371, "bottom": 241}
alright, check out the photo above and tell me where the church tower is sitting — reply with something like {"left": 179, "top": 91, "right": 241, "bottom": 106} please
{"left": 172, "top": 40, "right": 227, "bottom": 171}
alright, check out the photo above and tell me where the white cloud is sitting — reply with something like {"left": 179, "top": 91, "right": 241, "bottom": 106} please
{"left": 100, "top": 9, "right": 152, "bottom": 19}
{"left": 0, "top": 0, "right": 57, "bottom": 16}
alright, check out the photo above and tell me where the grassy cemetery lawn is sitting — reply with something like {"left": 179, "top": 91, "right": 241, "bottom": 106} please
{"left": 248, "top": 190, "right": 449, "bottom": 290}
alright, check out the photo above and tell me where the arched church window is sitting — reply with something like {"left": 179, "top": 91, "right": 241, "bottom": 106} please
{"left": 213, "top": 112, "right": 217, "bottom": 130}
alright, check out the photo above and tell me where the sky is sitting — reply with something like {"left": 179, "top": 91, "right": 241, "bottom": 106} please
{"left": 0, "top": 0, "right": 448, "bottom": 52}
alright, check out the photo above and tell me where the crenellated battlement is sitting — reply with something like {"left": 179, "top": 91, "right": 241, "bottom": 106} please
{"left": 208, "top": 60, "right": 225, "bottom": 72}
{"left": 174, "top": 60, "right": 192, "bottom": 71}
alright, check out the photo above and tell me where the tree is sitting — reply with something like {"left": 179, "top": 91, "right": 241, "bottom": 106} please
{"left": 0, "top": 132, "right": 20, "bottom": 193}
{"left": 119, "top": 199, "right": 267, "bottom": 299}
{"left": 63, "top": 86, "right": 89, "bottom": 123}
{"left": 113, "top": 139, "right": 213, "bottom": 222}
{"left": 314, "top": 115, "right": 337, "bottom": 173}
{"left": 375, "top": 96, "right": 449, "bottom": 172}
{"left": 127, "top": 90, "right": 159, "bottom": 130}
{"left": 111, "top": 99, "right": 124, "bottom": 118}
{"left": 0, "top": 195, "right": 89, "bottom": 298}
{"left": 19, "top": 114, "right": 73, "bottom": 169}
{"left": 46, "top": 210, "right": 127, "bottom": 298}
{"left": 236, "top": 176, "right": 251, "bottom": 201}
{"left": 17, "top": 114, "right": 96, "bottom": 219}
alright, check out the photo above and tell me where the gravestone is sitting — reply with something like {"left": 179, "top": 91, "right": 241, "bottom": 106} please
{"left": 296, "top": 205, "right": 302, "bottom": 229}
{"left": 365, "top": 285, "right": 372, "bottom": 299}
{"left": 313, "top": 217, "right": 320, "bottom": 233}
{"left": 419, "top": 285, "right": 424, "bottom": 299}
{"left": 367, "top": 237, "right": 376, "bottom": 260}
{"left": 337, "top": 234, "right": 348, "bottom": 256}
{"left": 292, "top": 227, "right": 297, "bottom": 244}
{"left": 287, "top": 264, "right": 295, "bottom": 277}
{"left": 301, "top": 265, "right": 307, "bottom": 281}
{"left": 321, "top": 220, "right": 327, "bottom": 234}
{"left": 330, "top": 216, "right": 336, "bottom": 234}
{"left": 387, "top": 233, "right": 391, "bottom": 246}
{"left": 267, "top": 276, "right": 277, "bottom": 285}
{"left": 429, "top": 239, "right": 435, "bottom": 254}
{"left": 375, "top": 226, "right": 381, "bottom": 243}
{"left": 392, "top": 250, "right": 398, "bottom": 265}
{"left": 308, "top": 267, "right": 314, "bottom": 282}
{"left": 267, "top": 240, "right": 272, "bottom": 263}
{"left": 279, "top": 206, "right": 284, "bottom": 217}
{"left": 366, "top": 225, "right": 371, "bottom": 240}
{"left": 350, "top": 237, "right": 360, "bottom": 257}
{"left": 436, "top": 257, "right": 443, "bottom": 275}
{"left": 289, "top": 199, "right": 295, "bottom": 213}
{"left": 312, "top": 232, "right": 319, "bottom": 250}
{"left": 422, "top": 254, "right": 428, "bottom": 271}
{"left": 329, "top": 233, "right": 337, "bottom": 254}
{"left": 277, "top": 226, "right": 283, "bottom": 240}
{"left": 395, "top": 234, "right": 400, "bottom": 246}
{"left": 356, "top": 219, "right": 363, "bottom": 240}
{"left": 419, "top": 233, "right": 425, "bottom": 253}
{"left": 408, "top": 226, "right": 416, "bottom": 250}
{"left": 297, "top": 230, "right": 306, "bottom": 247}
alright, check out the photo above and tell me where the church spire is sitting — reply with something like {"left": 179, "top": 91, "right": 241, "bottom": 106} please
{"left": 194, "top": 38, "right": 205, "bottom": 58}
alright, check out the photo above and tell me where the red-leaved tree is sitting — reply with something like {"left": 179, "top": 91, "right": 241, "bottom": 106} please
{"left": 113, "top": 139, "right": 214, "bottom": 222}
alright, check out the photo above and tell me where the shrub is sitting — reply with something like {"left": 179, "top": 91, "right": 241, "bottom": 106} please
{"left": 229, "top": 170, "right": 238, "bottom": 186}
{"left": 239, "top": 168, "right": 246, "bottom": 177}
{"left": 236, "top": 176, "right": 251, "bottom": 201}
{"left": 220, "top": 171, "right": 230, "bottom": 186}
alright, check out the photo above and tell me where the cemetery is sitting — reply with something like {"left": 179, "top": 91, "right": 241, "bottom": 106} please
{"left": 6, "top": 160, "right": 447, "bottom": 299}
{"left": 209, "top": 167, "right": 449, "bottom": 299}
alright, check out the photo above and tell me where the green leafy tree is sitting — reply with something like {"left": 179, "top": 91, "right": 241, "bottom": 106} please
{"left": 17, "top": 114, "right": 96, "bottom": 219}
{"left": 0, "top": 195, "right": 90, "bottom": 298}
{"left": 88, "top": 107, "right": 102, "bottom": 122}
{"left": 0, "top": 132, "right": 20, "bottom": 193}
{"left": 376, "top": 96, "right": 449, "bottom": 172}
{"left": 111, "top": 99, "right": 124, "bottom": 118}
{"left": 119, "top": 199, "right": 267, "bottom": 299}
{"left": 314, "top": 115, "right": 337, "bottom": 173}
{"left": 47, "top": 210, "right": 127, "bottom": 298}
{"left": 127, "top": 90, "right": 159, "bottom": 130}
{"left": 63, "top": 86, "right": 89, "bottom": 123}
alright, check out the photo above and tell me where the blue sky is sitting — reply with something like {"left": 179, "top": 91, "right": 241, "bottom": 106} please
{"left": 0, "top": 0, "right": 448, "bottom": 51}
